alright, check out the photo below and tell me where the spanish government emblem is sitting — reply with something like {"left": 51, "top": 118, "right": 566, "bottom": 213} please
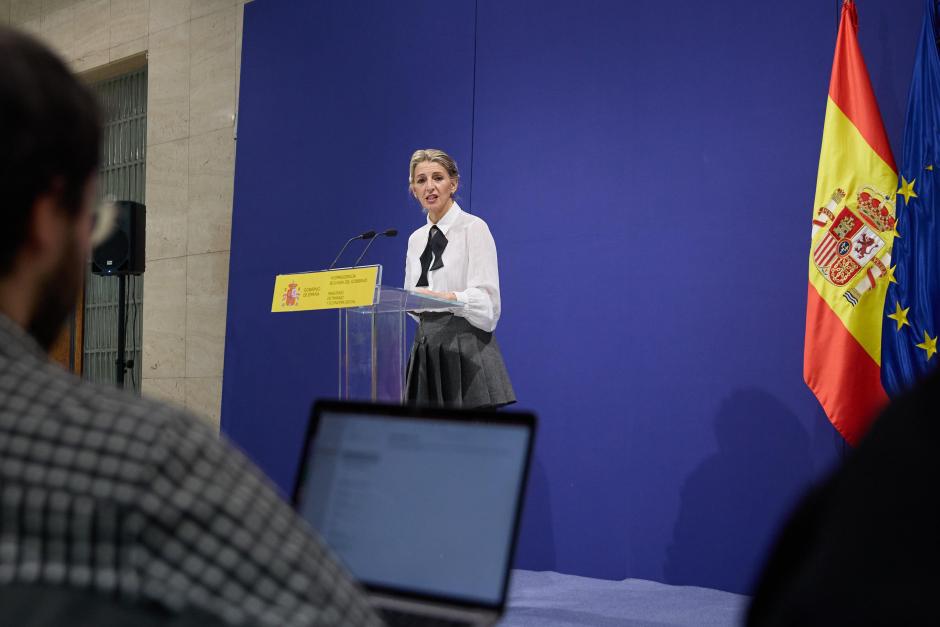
{"left": 281, "top": 281, "right": 301, "bottom": 307}
{"left": 811, "top": 186, "right": 896, "bottom": 306}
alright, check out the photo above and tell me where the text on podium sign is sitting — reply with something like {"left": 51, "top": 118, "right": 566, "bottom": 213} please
{"left": 271, "top": 266, "right": 380, "bottom": 312}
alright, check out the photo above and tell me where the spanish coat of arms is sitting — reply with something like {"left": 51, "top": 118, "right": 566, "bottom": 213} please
{"left": 811, "top": 186, "right": 896, "bottom": 306}
{"left": 281, "top": 281, "right": 300, "bottom": 307}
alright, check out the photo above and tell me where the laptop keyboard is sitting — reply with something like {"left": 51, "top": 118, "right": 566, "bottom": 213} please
{"left": 380, "top": 608, "right": 476, "bottom": 627}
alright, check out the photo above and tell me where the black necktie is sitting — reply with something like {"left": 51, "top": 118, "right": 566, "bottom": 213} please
{"left": 416, "top": 226, "right": 447, "bottom": 287}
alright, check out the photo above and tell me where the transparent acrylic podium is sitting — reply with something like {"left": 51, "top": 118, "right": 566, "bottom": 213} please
{"left": 339, "top": 270, "right": 461, "bottom": 402}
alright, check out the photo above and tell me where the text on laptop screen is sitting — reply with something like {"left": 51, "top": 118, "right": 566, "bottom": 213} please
{"left": 297, "top": 411, "right": 530, "bottom": 606}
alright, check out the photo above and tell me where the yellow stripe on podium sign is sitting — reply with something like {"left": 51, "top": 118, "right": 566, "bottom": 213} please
{"left": 271, "top": 266, "right": 380, "bottom": 312}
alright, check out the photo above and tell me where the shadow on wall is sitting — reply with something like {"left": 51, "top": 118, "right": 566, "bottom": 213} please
{"left": 664, "top": 388, "right": 814, "bottom": 594}
{"left": 513, "top": 453, "right": 556, "bottom": 571}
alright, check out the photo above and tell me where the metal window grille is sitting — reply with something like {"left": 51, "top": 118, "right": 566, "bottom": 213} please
{"left": 83, "top": 68, "right": 147, "bottom": 393}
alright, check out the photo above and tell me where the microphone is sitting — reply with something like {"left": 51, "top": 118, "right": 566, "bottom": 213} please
{"left": 353, "top": 228, "right": 398, "bottom": 266}
{"left": 328, "top": 230, "right": 376, "bottom": 269}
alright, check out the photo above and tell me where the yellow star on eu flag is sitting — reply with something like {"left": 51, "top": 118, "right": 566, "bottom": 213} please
{"left": 888, "top": 219, "right": 901, "bottom": 239}
{"left": 885, "top": 264, "right": 898, "bottom": 284}
{"left": 916, "top": 330, "right": 938, "bottom": 360}
{"left": 887, "top": 301, "right": 910, "bottom": 331}
{"left": 898, "top": 177, "right": 918, "bottom": 205}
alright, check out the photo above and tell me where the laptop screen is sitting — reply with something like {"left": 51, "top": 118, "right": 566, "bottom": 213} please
{"left": 295, "top": 407, "right": 532, "bottom": 607}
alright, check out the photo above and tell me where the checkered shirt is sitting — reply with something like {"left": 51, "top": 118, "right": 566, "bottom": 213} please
{"left": 0, "top": 314, "right": 383, "bottom": 626}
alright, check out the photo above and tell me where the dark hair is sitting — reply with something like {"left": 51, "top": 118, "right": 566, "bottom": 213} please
{"left": 0, "top": 26, "right": 102, "bottom": 276}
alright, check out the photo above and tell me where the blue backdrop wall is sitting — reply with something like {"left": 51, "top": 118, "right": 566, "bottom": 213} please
{"left": 223, "top": 0, "right": 922, "bottom": 593}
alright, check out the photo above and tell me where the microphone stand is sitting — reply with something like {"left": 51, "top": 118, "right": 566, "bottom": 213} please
{"left": 353, "top": 229, "right": 398, "bottom": 266}
{"left": 329, "top": 231, "right": 375, "bottom": 269}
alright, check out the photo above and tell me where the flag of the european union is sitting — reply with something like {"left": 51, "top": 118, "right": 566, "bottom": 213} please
{"left": 881, "top": 0, "right": 940, "bottom": 395}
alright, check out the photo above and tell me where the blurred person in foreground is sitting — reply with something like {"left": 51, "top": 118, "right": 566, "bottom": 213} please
{"left": 746, "top": 369, "right": 939, "bottom": 626}
{"left": 0, "top": 25, "right": 382, "bottom": 627}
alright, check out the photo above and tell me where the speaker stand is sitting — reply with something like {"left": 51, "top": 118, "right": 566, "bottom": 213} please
{"left": 116, "top": 274, "right": 128, "bottom": 389}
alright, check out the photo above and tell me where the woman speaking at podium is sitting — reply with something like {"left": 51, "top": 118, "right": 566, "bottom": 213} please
{"left": 403, "top": 148, "right": 515, "bottom": 408}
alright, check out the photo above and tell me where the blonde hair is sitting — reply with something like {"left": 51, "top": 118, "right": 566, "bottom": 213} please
{"left": 408, "top": 148, "right": 460, "bottom": 192}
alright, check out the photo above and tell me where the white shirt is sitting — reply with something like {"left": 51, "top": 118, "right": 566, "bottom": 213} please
{"left": 404, "top": 202, "right": 502, "bottom": 333}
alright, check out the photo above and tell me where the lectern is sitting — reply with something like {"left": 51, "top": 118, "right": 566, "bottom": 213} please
{"left": 271, "top": 264, "right": 460, "bottom": 402}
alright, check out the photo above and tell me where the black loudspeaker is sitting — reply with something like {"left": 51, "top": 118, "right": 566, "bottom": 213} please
{"left": 91, "top": 200, "right": 146, "bottom": 276}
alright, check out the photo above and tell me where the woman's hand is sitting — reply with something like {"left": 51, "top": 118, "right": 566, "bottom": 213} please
{"left": 414, "top": 288, "right": 458, "bottom": 301}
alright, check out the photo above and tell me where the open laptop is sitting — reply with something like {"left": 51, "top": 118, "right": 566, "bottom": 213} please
{"left": 292, "top": 400, "right": 536, "bottom": 627}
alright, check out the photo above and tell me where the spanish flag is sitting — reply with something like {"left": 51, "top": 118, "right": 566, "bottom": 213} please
{"left": 804, "top": 0, "right": 897, "bottom": 445}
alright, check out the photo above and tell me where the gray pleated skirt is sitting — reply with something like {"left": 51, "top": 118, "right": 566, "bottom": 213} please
{"left": 405, "top": 313, "right": 516, "bottom": 408}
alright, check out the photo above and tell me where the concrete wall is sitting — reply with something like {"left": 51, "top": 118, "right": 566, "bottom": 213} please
{"left": 0, "top": 0, "right": 248, "bottom": 427}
